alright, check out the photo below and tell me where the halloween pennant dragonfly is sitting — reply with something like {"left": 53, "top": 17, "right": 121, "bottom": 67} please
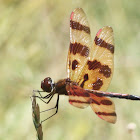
{"left": 34, "top": 8, "right": 140, "bottom": 124}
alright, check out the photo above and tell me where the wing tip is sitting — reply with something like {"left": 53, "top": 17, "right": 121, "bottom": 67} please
{"left": 96, "top": 28, "right": 102, "bottom": 36}
{"left": 96, "top": 26, "right": 113, "bottom": 37}
{"left": 73, "top": 8, "right": 83, "bottom": 12}
{"left": 70, "top": 11, "right": 74, "bottom": 20}
{"left": 108, "top": 116, "right": 117, "bottom": 124}
{"left": 97, "top": 114, "right": 117, "bottom": 124}
{"left": 103, "top": 26, "right": 113, "bottom": 33}
{"left": 70, "top": 8, "right": 84, "bottom": 20}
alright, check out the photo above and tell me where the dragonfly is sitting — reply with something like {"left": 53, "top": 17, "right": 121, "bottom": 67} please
{"left": 34, "top": 8, "right": 140, "bottom": 124}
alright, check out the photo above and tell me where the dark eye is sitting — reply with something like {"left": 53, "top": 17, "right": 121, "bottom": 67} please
{"left": 41, "top": 77, "right": 52, "bottom": 92}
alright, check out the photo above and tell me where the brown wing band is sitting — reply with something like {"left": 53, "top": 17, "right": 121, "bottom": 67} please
{"left": 94, "top": 36, "right": 114, "bottom": 53}
{"left": 80, "top": 74, "right": 89, "bottom": 88}
{"left": 95, "top": 112, "right": 116, "bottom": 116}
{"left": 87, "top": 60, "right": 111, "bottom": 78}
{"left": 70, "top": 20, "right": 90, "bottom": 34}
{"left": 70, "top": 42, "right": 89, "bottom": 57}
{"left": 100, "top": 99, "right": 113, "bottom": 105}
{"left": 92, "top": 78, "right": 103, "bottom": 90}
{"left": 69, "top": 99, "right": 89, "bottom": 104}
{"left": 72, "top": 60, "right": 79, "bottom": 70}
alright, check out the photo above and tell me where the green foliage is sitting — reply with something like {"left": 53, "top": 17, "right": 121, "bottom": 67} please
{"left": 0, "top": 0, "right": 140, "bottom": 139}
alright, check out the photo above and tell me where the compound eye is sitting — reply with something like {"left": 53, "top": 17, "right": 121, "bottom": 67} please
{"left": 41, "top": 77, "right": 52, "bottom": 92}
{"left": 44, "top": 77, "right": 52, "bottom": 84}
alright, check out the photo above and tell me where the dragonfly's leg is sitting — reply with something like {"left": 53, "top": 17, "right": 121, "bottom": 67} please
{"left": 32, "top": 88, "right": 56, "bottom": 104}
{"left": 33, "top": 90, "right": 45, "bottom": 98}
{"left": 40, "top": 94, "right": 59, "bottom": 123}
{"left": 32, "top": 94, "right": 53, "bottom": 104}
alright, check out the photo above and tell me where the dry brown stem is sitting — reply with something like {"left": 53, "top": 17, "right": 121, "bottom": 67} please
{"left": 32, "top": 95, "right": 43, "bottom": 140}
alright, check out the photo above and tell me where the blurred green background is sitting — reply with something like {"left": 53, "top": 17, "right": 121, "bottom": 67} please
{"left": 0, "top": 0, "right": 140, "bottom": 140}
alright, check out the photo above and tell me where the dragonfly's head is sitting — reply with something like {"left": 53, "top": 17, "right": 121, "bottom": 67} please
{"left": 41, "top": 77, "right": 54, "bottom": 92}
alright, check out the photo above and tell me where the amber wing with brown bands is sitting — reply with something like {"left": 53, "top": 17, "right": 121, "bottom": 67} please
{"left": 66, "top": 8, "right": 116, "bottom": 123}
{"left": 67, "top": 8, "right": 92, "bottom": 108}
{"left": 89, "top": 93, "right": 116, "bottom": 123}
{"left": 77, "top": 26, "right": 114, "bottom": 92}
{"left": 66, "top": 83, "right": 116, "bottom": 123}
{"left": 66, "top": 82, "right": 90, "bottom": 109}
{"left": 67, "top": 8, "right": 92, "bottom": 83}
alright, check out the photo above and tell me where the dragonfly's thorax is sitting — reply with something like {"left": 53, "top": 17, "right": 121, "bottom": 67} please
{"left": 41, "top": 77, "right": 70, "bottom": 95}
{"left": 55, "top": 78, "right": 69, "bottom": 96}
